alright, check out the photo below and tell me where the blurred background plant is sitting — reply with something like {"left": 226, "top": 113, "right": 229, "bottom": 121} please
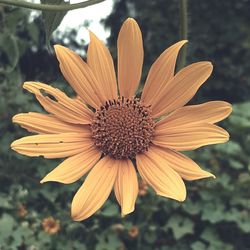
{"left": 0, "top": 0, "right": 250, "bottom": 249}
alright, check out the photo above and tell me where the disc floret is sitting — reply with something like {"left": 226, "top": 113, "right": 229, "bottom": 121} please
{"left": 91, "top": 97, "right": 155, "bottom": 159}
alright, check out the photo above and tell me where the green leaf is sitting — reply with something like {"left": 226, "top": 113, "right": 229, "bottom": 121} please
{"left": 99, "top": 202, "right": 119, "bottom": 217}
{"left": 11, "top": 229, "right": 23, "bottom": 248}
{"left": 144, "top": 231, "right": 157, "bottom": 244}
{"left": 230, "top": 159, "right": 244, "bottom": 169}
{"left": 191, "top": 241, "right": 206, "bottom": 250}
{"left": 166, "top": 216, "right": 194, "bottom": 240}
{"left": 41, "top": 0, "right": 69, "bottom": 47}
{"left": 201, "top": 202, "right": 226, "bottom": 224}
{"left": 106, "top": 234, "right": 121, "bottom": 250}
{"left": 238, "top": 173, "right": 250, "bottom": 184}
{"left": 95, "top": 233, "right": 121, "bottom": 250}
{"left": 0, "top": 214, "right": 16, "bottom": 242}
{"left": 40, "top": 187, "right": 58, "bottom": 202}
{"left": 238, "top": 220, "right": 250, "bottom": 233}
{"left": 201, "top": 227, "right": 234, "bottom": 250}
{"left": 27, "top": 23, "right": 40, "bottom": 44}
{"left": 229, "top": 102, "right": 250, "bottom": 128}
{"left": 182, "top": 200, "right": 202, "bottom": 215}
{"left": 201, "top": 227, "right": 219, "bottom": 244}
{"left": 37, "top": 231, "right": 51, "bottom": 244}
{"left": 0, "top": 33, "right": 19, "bottom": 74}
{"left": 5, "top": 9, "right": 26, "bottom": 33}
{"left": 214, "top": 141, "right": 241, "bottom": 156}
{"left": 0, "top": 195, "right": 13, "bottom": 209}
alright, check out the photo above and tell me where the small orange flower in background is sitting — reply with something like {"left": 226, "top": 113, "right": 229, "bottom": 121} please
{"left": 17, "top": 204, "right": 28, "bottom": 217}
{"left": 128, "top": 226, "right": 139, "bottom": 238}
{"left": 42, "top": 216, "right": 60, "bottom": 235}
{"left": 138, "top": 180, "right": 148, "bottom": 196}
{"left": 11, "top": 18, "right": 232, "bottom": 221}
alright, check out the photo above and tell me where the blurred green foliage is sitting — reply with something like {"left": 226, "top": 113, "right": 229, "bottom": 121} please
{"left": 104, "top": 0, "right": 250, "bottom": 103}
{"left": 0, "top": 1, "right": 250, "bottom": 250}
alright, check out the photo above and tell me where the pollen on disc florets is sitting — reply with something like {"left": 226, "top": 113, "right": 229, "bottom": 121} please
{"left": 91, "top": 97, "right": 155, "bottom": 159}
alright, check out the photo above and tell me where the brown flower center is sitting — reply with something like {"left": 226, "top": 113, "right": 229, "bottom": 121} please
{"left": 91, "top": 97, "right": 155, "bottom": 159}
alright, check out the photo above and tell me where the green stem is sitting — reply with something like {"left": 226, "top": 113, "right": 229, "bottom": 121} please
{"left": 178, "top": 0, "right": 188, "bottom": 70}
{"left": 0, "top": 0, "right": 105, "bottom": 11}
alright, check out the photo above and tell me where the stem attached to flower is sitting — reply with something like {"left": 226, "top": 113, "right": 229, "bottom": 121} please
{"left": 0, "top": 0, "right": 105, "bottom": 11}
{"left": 178, "top": 0, "right": 188, "bottom": 70}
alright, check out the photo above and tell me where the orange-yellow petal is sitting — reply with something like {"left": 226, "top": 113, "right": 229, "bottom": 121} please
{"left": 71, "top": 156, "right": 118, "bottom": 221}
{"left": 156, "top": 101, "right": 232, "bottom": 129}
{"left": 114, "top": 159, "right": 138, "bottom": 216}
{"left": 13, "top": 112, "right": 87, "bottom": 134}
{"left": 153, "top": 123, "right": 229, "bottom": 151}
{"left": 136, "top": 151, "right": 186, "bottom": 202}
{"left": 11, "top": 132, "right": 93, "bottom": 159}
{"left": 117, "top": 18, "right": 143, "bottom": 98}
{"left": 87, "top": 31, "right": 117, "bottom": 100}
{"left": 151, "top": 62, "right": 213, "bottom": 118}
{"left": 141, "top": 40, "right": 187, "bottom": 105}
{"left": 146, "top": 145, "right": 215, "bottom": 181}
{"left": 40, "top": 146, "right": 101, "bottom": 184}
{"left": 54, "top": 45, "right": 106, "bottom": 109}
{"left": 23, "top": 82, "right": 93, "bottom": 124}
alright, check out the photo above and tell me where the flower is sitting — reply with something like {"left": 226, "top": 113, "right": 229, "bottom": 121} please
{"left": 138, "top": 180, "right": 148, "bottom": 196}
{"left": 42, "top": 216, "right": 60, "bottom": 235}
{"left": 17, "top": 204, "right": 28, "bottom": 217}
{"left": 11, "top": 18, "right": 232, "bottom": 221}
{"left": 128, "top": 226, "right": 139, "bottom": 238}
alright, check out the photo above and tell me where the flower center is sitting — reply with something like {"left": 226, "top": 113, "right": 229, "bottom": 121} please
{"left": 91, "top": 97, "right": 155, "bottom": 159}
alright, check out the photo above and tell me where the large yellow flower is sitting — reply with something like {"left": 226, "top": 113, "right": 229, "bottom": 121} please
{"left": 11, "top": 18, "right": 232, "bottom": 221}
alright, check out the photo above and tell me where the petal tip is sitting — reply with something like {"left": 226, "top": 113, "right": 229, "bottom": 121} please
{"left": 54, "top": 44, "right": 67, "bottom": 56}
{"left": 88, "top": 30, "right": 94, "bottom": 41}
{"left": 71, "top": 198, "right": 88, "bottom": 222}
{"left": 179, "top": 191, "right": 187, "bottom": 202}
{"left": 121, "top": 207, "right": 135, "bottom": 217}
{"left": 179, "top": 189, "right": 187, "bottom": 202}
{"left": 204, "top": 172, "right": 216, "bottom": 179}
{"left": 88, "top": 29, "right": 96, "bottom": 38}
{"left": 208, "top": 61, "right": 213, "bottom": 69}
{"left": 200, "top": 170, "right": 216, "bottom": 180}
{"left": 225, "top": 131, "right": 230, "bottom": 140}
{"left": 227, "top": 103, "right": 233, "bottom": 115}
{"left": 10, "top": 141, "right": 17, "bottom": 149}
{"left": 40, "top": 176, "right": 50, "bottom": 184}
{"left": 123, "top": 17, "right": 139, "bottom": 28}
{"left": 126, "top": 17, "right": 136, "bottom": 23}
{"left": 180, "top": 39, "right": 188, "bottom": 44}
{"left": 54, "top": 44, "right": 62, "bottom": 51}
{"left": 23, "top": 82, "right": 35, "bottom": 91}
{"left": 23, "top": 82, "right": 30, "bottom": 88}
{"left": 12, "top": 114, "right": 18, "bottom": 123}
{"left": 71, "top": 210, "right": 83, "bottom": 222}
{"left": 199, "top": 61, "right": 213, "bottom": 70}
{"left": 220, "top": 102, "right": 233, "bottom": 118}
{"left": 156, "top": 191, "right": 186, "bottom": 203}
{"left": 71, "top": 214, "right": 80, "bottom": 222}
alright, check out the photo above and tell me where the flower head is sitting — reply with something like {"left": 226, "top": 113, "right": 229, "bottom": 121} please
{"left": 138, "top": 180, "right": 148, "bottom": 196}
{"left": 42, "top": 216, "right": 60, "bottom": 235}
{"left": 17, "top": 204, "right": 28, "bottom": 217}
{"left": 128, "top": 226, "right": 139, "bottom": 238}
{"left": 11, "top": 18, "right": 232, "bottom": 221}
